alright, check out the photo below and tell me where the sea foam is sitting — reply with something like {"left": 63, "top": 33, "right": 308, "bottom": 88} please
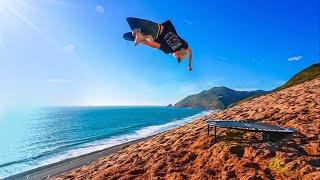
{"left": 40, "top": 110, "right": 214, "bottom": 166}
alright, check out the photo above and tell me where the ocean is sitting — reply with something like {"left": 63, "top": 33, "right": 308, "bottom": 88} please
{"left": 0, "top": 106, "right": 208, "bottom": 178}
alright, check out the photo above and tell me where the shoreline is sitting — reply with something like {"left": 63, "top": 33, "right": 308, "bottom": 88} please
{"left": 58, "top": 78, "right": 320, "bottom": 179}
{"left": 4, "top": 110, "right": 212, "bottom": 180}
{"left": 5, "top": 135, "right": 154, "bottom": 180}
{"left": 5, "top": 111, "right": 211, "bottom": 179}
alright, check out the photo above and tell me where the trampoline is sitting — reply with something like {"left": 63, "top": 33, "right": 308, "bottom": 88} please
{"left": 207, "top": 120, "right": 296, "bottom": 142}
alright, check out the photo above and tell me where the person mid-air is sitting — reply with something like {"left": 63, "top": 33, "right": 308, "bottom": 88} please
{"left": 123, "top": 17, "right": 192, "bottom": 71}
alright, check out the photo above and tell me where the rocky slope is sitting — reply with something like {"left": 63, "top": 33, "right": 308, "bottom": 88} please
{"left": 58, "top": 78, "right": 320, "bottom": 179}
{"left": 174, "top": 87, "right": 267, "bottom": 109}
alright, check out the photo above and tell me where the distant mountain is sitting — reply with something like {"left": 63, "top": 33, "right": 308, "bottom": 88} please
{"left": 174, "top": 87, "right": 267, "bottom": 109}
{"left": 167, "top": 104, "right": 173, "bottom": 108}
{"left": 174, "top": 63, "right": 319, "bottom": 110}
{"left": 229, "top": 63, "right": 320, "bottom": 107}
{"left": 274, "top": 63, "right": 320, "bottom": 91}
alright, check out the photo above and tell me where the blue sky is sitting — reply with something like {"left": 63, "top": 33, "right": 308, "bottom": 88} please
{"left": 0, "top": 0, "right": 319, "bottom": 108}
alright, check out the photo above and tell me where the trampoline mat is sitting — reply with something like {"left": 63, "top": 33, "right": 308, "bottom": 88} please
{"left": 207, "top": 120, "right": 296, "bottom": 133}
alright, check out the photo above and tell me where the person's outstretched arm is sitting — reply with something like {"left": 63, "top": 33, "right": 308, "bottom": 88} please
{"left": 187, "top": 48, "right": 192, "bottom": 71}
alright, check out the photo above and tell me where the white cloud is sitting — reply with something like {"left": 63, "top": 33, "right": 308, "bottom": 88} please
{"left": 96, "top": 5, "right": 104, "bottom": 14}
{"left": 47, "top": 79, "right": 72, "bottom": 84}
{"left": 215, "top": 56, "right": 228, "bottom": 61}
{"left": 183, "top": 19, "right": 192, "bottom": 25}
{"left": 64, "top": 43, "right": 75, "bottom": 54}
{"left": 288, "top": 55, "right": 302, "bottom": 61}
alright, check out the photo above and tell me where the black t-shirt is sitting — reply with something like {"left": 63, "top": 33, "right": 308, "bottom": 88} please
{"left": 155, "top": 20, "right": 188, "bottom": 54}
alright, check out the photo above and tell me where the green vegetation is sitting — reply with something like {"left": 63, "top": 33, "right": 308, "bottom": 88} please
{"left": 228, "top": 91, "right": 268, "bottom": 108}
{"left": 274, "top": 63, "right": 320, "bottom": 91}
{"left": 230, "top": 63, "right": 320, "bottom": 107}
{"left": 174, "top": 87, "right": 267, "bottom": 109}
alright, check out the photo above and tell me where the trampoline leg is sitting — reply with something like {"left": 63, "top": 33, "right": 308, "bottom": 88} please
{"left": 214, "top": 126, "right": 217, "bottom": 143}
{"left": 207, "top": 125, "right": 210, "bottom": 135}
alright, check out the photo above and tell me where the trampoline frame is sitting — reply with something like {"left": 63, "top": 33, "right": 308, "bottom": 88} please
{"left": 207, "top": 120, "right": 296, "bottom": 143}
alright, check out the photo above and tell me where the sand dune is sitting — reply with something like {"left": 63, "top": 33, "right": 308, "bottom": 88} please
{"left": 58, "top": 78, "right": 320, "bottom": 179}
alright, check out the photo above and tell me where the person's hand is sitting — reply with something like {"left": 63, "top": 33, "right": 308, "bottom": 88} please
{"left": 134, "top": 32, "right": 143, "bottom": 46}
{"left": 134, "top": 36, "right": 140, "bottom": 46}
{"left": 189, "top": 66, "right": 192, "bottom": 71}
{"left": 134, "top": 40, "right": 139, "bottom": 47}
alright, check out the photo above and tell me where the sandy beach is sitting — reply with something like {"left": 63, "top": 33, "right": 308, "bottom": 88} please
{"left": 56, "top": 78, "right": 320, "bottom": 179}
{"left": 6, "top": 78, "right": 320, "bottom": 180}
